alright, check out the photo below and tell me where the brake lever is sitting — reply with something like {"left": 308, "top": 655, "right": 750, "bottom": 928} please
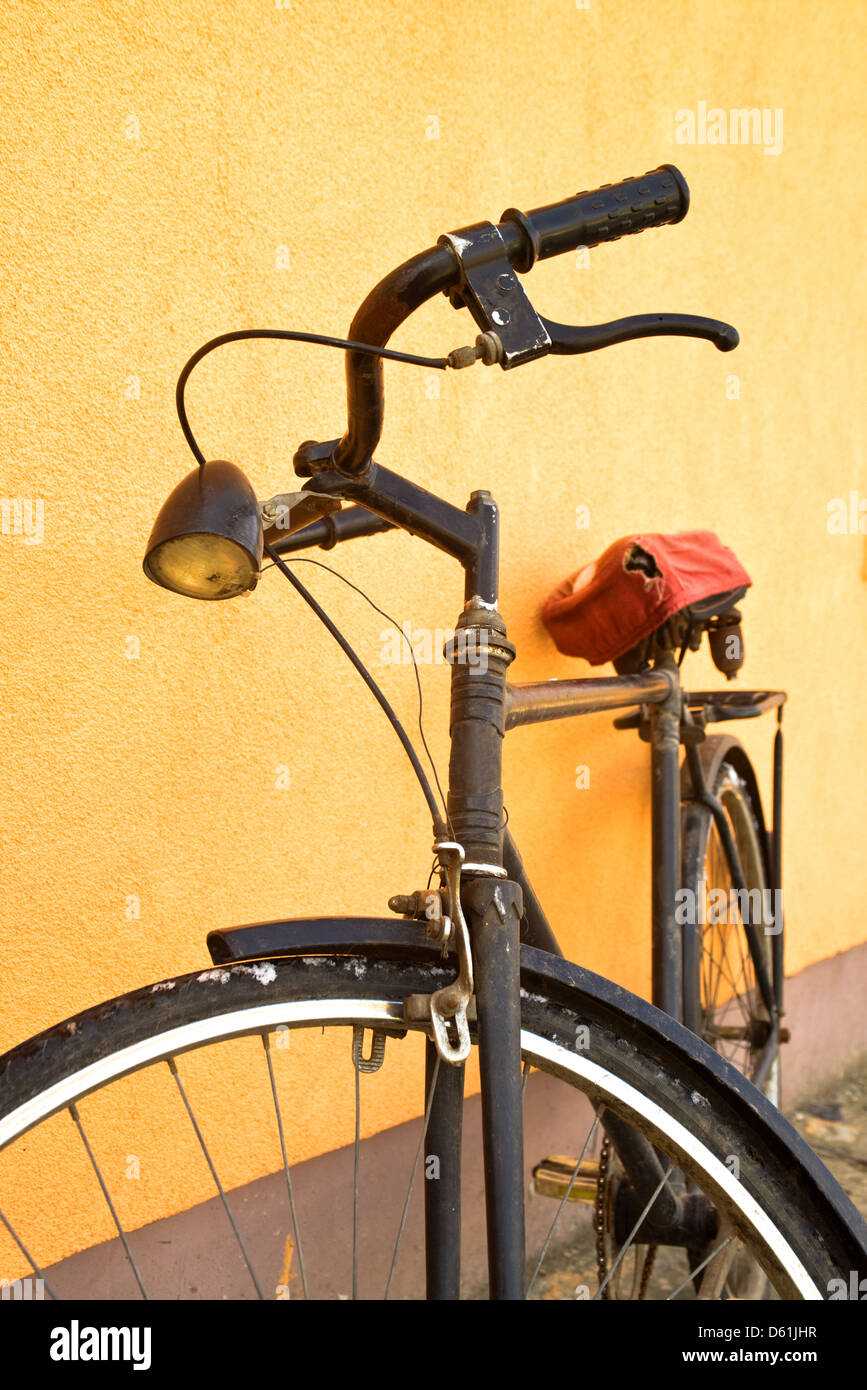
{"left": 539, "top": 312, "right": 738, "bottom": 354}
{"left": 440, "top": 220, "right": 739, "bottom": 368}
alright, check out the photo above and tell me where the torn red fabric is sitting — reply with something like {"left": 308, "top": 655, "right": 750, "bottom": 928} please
{"left": 540, "top": 531, "right": 752, "bottom": 664}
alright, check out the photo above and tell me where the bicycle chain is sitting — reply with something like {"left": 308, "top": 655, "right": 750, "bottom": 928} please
{"left": 593, "top": 1132, "right": 610, "bottom": 1292}
{"left": 594, "top": 1134, "right": 657, "bottom": 1299}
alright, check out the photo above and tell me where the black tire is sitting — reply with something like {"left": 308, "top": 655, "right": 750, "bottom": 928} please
{"left": 0, "top": 939, "right": 864, "bottom": 1300}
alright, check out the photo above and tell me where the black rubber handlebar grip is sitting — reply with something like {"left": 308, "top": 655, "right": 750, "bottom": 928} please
{"left": 500, "top": 165, "right": 690, "bottom": 271}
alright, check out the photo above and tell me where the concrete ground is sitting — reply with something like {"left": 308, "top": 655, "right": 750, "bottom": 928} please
{"left": 789, "top": 1049, "right": 867, "bottom": 1226}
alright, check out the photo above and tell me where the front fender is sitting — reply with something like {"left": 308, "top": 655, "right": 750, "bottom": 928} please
{"left": 207, "top": 916, "right": 438, "bottom": 965}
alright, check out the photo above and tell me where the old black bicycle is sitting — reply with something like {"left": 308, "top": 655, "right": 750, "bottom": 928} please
{"left": 2, "top": 165, "right": 865, "bottom": 1301}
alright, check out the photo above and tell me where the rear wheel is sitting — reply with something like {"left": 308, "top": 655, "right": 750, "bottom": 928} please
{"left": 682, "top": 738, "right": 781, "bottom": 1297}
{"left": 0, "top": 942, "right": 860, "bottom": 1300}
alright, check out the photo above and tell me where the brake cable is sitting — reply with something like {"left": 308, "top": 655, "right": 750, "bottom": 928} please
{"left": 264, "top": 541, "right": 450, "bottom": 839}
{"left": 175, "top": 328, "right": 469, "bottom": 838}
{"left": 176, "top": 329, "right": 454, "bottom": 468}
{"left": 263, "top": 552, "right": 452, "bottom": 831}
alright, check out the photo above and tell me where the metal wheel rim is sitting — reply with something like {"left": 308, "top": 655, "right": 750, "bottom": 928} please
{"left": 0, "top": 995, "right": 820, "bottom": 1299}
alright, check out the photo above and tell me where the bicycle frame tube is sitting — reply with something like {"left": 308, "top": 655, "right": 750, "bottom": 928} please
{"left": 505, "top": 659, "right": 684, "bottom": 1019}
{"left": 443, "top": 492, "right": 525, "bottom": 1297}
{"left": 649, "top": 656, "right": 685, "bottom": 1020}
{"left": 504, "top": 670, "right": 672, "bottom": 726}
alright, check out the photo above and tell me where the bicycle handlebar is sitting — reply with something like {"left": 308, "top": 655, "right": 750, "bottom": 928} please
{"left": 500, "top": 165, "right": 689, "bottom": 269}
{"left": 293, "top": 164, "right": 732, "bottom": 481}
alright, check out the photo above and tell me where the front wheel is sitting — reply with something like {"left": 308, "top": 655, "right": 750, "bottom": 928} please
{"left": 0, "top": 941, "right": 862, "bottom": 1300}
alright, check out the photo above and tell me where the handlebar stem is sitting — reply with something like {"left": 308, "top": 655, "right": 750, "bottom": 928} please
{"left": 328, "top": 245, "right": 457, "bottom": 477}
{"left": 298, "top": 226, "right": 528, "bottom": 480}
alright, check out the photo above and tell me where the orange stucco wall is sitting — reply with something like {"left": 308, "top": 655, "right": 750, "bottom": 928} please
{"left": 2, "top": 0, "right": 865, "bottom": 1270}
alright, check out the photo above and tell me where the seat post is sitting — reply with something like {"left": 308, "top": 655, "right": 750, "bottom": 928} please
{"left": 649, "top": 653, "right": 684, "bottom": 1020}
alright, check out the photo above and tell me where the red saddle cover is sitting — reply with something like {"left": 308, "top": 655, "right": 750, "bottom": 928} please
{"left": 541, "top": 531, "right": 751, "bottom": 665}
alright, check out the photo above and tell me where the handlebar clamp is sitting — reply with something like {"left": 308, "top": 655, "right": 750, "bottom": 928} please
{"left": 438, "top": 224, "right": 552, "bottom": 369}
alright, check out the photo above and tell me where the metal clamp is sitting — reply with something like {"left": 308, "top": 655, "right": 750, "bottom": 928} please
{"left": 438, "top": 224, "right": 551, "bottom": 369}
{"left": 352, "top": 1026, "right": 387, "bottom": 1074}
{"left": 426, "top": 841, "right": 474, "bottom": 1066}
{"left": 259, "top": 490, "right": 341, "bottom": 534}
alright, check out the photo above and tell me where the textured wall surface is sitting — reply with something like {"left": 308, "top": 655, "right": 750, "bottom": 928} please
{"left": 1, "top": 0, "right": 865, "bottom": 1268}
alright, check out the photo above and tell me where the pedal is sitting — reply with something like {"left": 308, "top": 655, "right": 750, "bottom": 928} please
{"left": 532, "top": 1155, "right": 601, "bottom": 1202}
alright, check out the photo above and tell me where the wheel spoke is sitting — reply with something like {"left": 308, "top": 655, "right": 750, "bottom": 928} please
{"left": 68, "top": 1103, "right": 148, "bottom": 1300}
{"left": 730, "top": 919, "right": 754, "bottom": 997}
{"left": 665, "top": 1235, "right": 734, "bottom": 1301}
{"left": 593, "top": 1162, "right": 674, "bottom": 1300}
{"left": 167, "top": 1058, "right": 264, "bottom": 1300}
{"left": 526, "top": 1110, "right": 602, "bottom": 1296}
{"left": 261, "top": 1033, "right": 308, "bottom": 1300}
{"left": 704, "top": 932, "right": 752, "bottom": 1025}
{"left": 703, "top": 868, "right": 730, "bottom": 1011}
{"left": 0, "top": 1204, "right": 58, "bottom": 1300}
{"left": 711, "top": 955, "right": 751, "bottom": 1024}
{"left": 383, "top": 1054, "right": 441, "bottom": 1300}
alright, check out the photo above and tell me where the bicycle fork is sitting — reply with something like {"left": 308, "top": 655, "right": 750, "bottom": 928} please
{"left": 423, "top": 490, "right": 528, "bottom": 1299}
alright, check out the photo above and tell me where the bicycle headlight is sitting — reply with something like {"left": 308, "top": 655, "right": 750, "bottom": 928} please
{"left": 143, "top": 460, "right": 263, "bottom": 600}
